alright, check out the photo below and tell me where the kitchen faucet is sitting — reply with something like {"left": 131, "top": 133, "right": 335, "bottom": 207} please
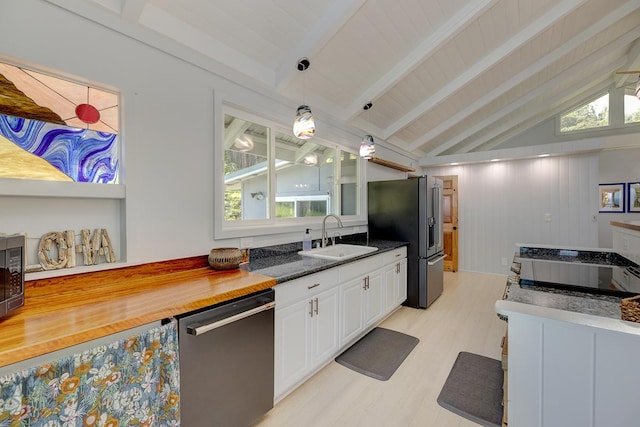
{"left": 322, "top": 214, "right": 343, "bottom": 247}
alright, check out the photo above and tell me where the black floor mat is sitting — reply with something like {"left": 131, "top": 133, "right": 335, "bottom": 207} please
{"left": 437, "top": 351, "right": 504, "bottom": 427}
{"left": 335, "top": 327, "right": 419, "bottom": 381}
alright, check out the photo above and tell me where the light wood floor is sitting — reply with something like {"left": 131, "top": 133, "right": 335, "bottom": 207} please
{"left": 256, "top": 271, "right": 508, "bottom": 427}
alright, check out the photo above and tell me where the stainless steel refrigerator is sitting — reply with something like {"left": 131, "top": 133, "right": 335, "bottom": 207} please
{"left": 368, "top": 176, "right": 445, "bottom": 308}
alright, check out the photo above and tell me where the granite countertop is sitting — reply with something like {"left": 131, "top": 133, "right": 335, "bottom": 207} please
{"left": 516, "top": 245, "right": 635, "bottom": 266}
{"left": 503, "top": 277, "right": 623, "bottom": 319}
{"left": 242, "top": 234, "right": 408, "bottom": 283}
{"left": 503, "top": 245, "right": 639, "bottom": 320}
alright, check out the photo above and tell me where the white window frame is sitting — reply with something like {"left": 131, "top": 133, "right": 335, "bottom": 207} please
{"left": 214, "top": 105, "right": 366, "bottom": 240}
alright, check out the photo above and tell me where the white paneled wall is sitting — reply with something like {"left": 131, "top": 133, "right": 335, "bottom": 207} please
{"left": 497, "top": 300, "right": 640, "bottom": 427}
{"left": 427, "top": 153, "right": 599, "bottom": 274}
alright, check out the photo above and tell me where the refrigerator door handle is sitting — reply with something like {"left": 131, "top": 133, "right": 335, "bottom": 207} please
{"left": 433, "top": 184, "right": 442, "bottom": 249}
{"left": 427, "top": 254, "right": 446, "bottom": 266}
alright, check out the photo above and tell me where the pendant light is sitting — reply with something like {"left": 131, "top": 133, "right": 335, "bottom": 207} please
{"left": 293, "top": 58, "right": 315, "bottom": 139}
{"left": 359, "top": 102, "right": 375, "bottom": 159}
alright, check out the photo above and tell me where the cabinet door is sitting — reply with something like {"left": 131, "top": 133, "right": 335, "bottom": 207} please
{"left": 364, "top": 269, "right": 384, "bottom": 327}
{"left": 384, "top": 264, "right": 398, "bottom": 315}
{"left": 274, "top": 300, "right": 310, "bottom": 398}
{"left": 340, "top": 277, "right": 365, "bottom": 346}
{"left": 311, "top": 287, "right": 340, "bottom": 365}
{"left": 397, "top": 258, "right": 407, "bottom": 305}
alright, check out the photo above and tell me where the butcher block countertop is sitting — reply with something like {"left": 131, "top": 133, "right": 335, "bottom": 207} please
{"left": 0, "top": 256, "right": 276, "bottom": 368}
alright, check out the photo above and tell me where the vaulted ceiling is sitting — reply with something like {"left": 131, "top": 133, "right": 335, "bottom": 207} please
{"left": 49, "top": 0, "right": 640, "bottom": 164}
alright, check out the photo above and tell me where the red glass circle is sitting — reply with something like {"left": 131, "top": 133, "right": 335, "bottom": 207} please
{"left": 75, "top": 104, "right": 100, "bottom": 124}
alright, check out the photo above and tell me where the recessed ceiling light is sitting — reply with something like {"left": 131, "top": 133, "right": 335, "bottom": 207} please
{"left": 450, "top": 162, "right": 459, "bottom": 166}
{"left": 490, "top": 158, "right": 500, "bottom": 162}
{"left": 538, "top": 154, "right": 550, "bottom": 157}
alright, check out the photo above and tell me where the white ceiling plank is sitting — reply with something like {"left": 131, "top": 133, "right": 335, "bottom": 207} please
{"left": 274, "top": 0, "right": 367, "bottom": 89}
{"left": 120, "top": 0, "right": 146, "bottom": 23}
{"left": 478, "top": 78, "right": 615, "bottom": 153}
{"left": 138, "top": 3, "right": 275, "bottom": 85}
{"left": 614, "top": 37, "right": 640, "bottom": 88}
{"left": 457, "top": 58, "right": 626, "bottom": 154}
{"left": 383, "top": 0, "right": 588, "bottom": 140}
{"left": 344, "top": 0, "right": 498, "bottom": 122}
{"left": 418, "top": 138, "right": 606, "bottom": 167}
{"left": 418, "top": 0, "right": 640, "bottom": 156}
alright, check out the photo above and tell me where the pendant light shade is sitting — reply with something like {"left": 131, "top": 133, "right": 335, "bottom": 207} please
{"left": 360, "top": 134, "right": 375, "bottom": 159}
{"left": 293, "top": 58, "right": 316, "bottom": 139}
{"left": 359, "top": 102, "right": 375, "bottom": 159}
{"left": 293, "top": 104, "right": 315, "bottom": 139}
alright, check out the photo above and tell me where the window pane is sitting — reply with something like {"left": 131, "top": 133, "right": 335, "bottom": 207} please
{"left": 624, "top": 89, "right": 640, "bottom": 124}
{"left": 298, "top": 200, "right": 327, "bottom": 217}
{"left": 560, "top": 93, "right": 609, "bottom": 132}
{"left": 224, "top": 114, "right": 269, "bottom": 221}
{"left": 274, "top": 132, "right": 336, "bottom": 217}
{"left": 340, "top": 152, "right": 359, "bottom": 215}
{"left": 275, "top": 201, "right": 295, "bottom": 218}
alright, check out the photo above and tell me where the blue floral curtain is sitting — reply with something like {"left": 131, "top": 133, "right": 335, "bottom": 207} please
{"left": 0, "top": 320, "right": 180, "bottom": 426}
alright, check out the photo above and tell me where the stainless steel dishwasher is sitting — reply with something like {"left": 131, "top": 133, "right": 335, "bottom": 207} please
{"left": 176, "top": 288, "right": 275, "bottom": 426}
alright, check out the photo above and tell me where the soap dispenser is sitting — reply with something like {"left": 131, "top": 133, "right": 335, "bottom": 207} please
{"left": 303, "top": 229, "right": 312, "bottom": 251}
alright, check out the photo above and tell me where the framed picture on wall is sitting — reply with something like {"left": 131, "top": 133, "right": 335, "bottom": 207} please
{"left": 598, "top": 183, "right": 625, "bottom": 213}
{"left": 628, "top": 182, "right": 640, "bottom": 212}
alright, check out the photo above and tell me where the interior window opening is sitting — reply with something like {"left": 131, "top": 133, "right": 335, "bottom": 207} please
{"left": 223, "top": 112, "right": 359, "bottom": 226}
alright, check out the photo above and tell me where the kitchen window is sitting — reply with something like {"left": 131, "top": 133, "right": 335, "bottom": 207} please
{"left": 218, "top": 108, "right": 363, "bottom": 238}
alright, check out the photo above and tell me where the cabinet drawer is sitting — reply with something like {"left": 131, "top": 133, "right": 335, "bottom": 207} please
{"left": 383, "top": 247, "right": 407, "bottom": 264}
{"left": 338, "top": 254, "right": 382, "bottom": 282}
{"left": 275, "top": 269, "right": 339, "bottom": 307}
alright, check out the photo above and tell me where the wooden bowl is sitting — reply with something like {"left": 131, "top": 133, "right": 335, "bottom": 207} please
{"left": 208, "top": 247, "right": 243, "bottom": 270}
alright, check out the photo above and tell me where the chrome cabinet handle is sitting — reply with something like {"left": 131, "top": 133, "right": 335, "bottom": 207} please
{"left": 307, "top": 283, "right": 320, "bottom": 290}
{"left": 363, "top": 277, "right": 367, "bottom": 290}
{"left": 187, "top": 301, "right": 275, "bottom": 336}
{"left": 314, "top": 298, "right": 319, "bottom": 315}
{"left": 309, "top": 299, "right": 314, "bottom": 317}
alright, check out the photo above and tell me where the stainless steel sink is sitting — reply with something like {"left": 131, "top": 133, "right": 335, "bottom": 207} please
{"left": 298, "top": 244, "right": 378, "bottom": 261}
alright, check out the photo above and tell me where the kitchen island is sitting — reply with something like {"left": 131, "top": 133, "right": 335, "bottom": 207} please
{"left": 496, "top": 244, "right": 640, "bottom": 427}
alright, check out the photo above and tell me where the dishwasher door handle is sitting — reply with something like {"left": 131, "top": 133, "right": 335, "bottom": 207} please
{"left": 187, "top": 301, "right": 276, "bottom": 336}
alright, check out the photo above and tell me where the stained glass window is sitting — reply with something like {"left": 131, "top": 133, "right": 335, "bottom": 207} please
{"left": 0, "top": 61, "right": 120, "bottom": 183}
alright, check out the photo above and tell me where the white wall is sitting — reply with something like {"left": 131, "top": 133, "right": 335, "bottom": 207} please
{"left": 427, "top": 154, "right": 600, "bottom": 274}
{"left": 0, "top": 1, "right": 415, "bottom": 273}
{"left": 597, "top": 149, "right": 640, "bottom": 247}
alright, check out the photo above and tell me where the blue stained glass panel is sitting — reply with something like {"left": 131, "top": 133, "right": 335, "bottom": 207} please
{"left": 0, "top": 114, "right": 119, "bottom": 184}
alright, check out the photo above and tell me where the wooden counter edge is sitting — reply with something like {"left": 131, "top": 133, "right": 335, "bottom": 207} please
{"left": 0, "top": 268, "right": 276, "bottom": 368}
{"left": 611, "top": 221, "right": 640, "bottom": 233}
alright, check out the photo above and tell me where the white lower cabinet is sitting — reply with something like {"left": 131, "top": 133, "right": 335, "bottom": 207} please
{"left": 386, "top": 257, "right": 407, "bottom": 307}
{"left": 274, "top": 269, "right": 340, "bottom": 400}
{"left": 274, "top": 247, "right": 407, "bottom": 401}
{"left": 339, "top": 267, "right": 384, "bottom": 347}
